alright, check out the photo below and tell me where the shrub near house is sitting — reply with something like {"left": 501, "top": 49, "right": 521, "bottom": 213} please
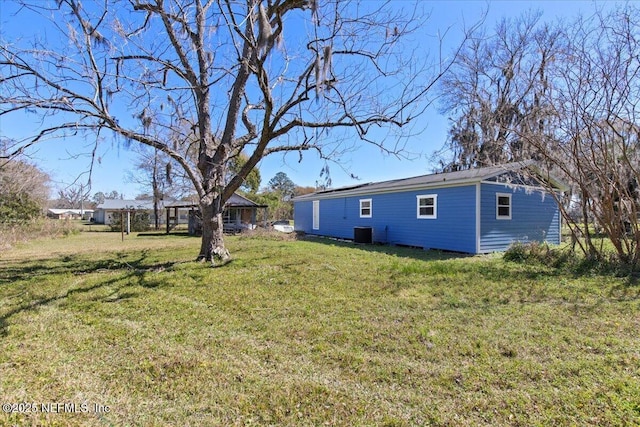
{"left": 0, "top": 193, "right": 42, "bottom": 223}
{"left": 108, "top": 211, "right": 151, "bottom": 232}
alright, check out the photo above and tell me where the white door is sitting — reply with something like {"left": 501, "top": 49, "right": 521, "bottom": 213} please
{"left": 312, "top": 200, "right": 319, "bottom": 230}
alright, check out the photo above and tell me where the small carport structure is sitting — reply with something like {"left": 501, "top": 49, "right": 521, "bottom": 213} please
{"left": 164, "top": 202, "right": 198, "bottom": 234}
{"left": 165, "top": 194, "right": 268, "bottom": 235}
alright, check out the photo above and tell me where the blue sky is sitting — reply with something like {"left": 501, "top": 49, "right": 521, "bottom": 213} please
{"left": 0, "top": 1, "right": 624, "bottom": 199}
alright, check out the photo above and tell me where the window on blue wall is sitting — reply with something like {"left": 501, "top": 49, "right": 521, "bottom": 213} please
{"left": 360, "top": 199, "right": 372, "bottom": 218}
{"left": 496, "top": 193, "right": 512, "bottom": 219}
{"left": 417, "top": 194, "right": 437, "bottom": 219}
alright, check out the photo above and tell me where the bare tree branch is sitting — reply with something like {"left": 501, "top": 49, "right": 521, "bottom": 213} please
{"left": 1, "top": 0, "right": 471, "bottom": 264}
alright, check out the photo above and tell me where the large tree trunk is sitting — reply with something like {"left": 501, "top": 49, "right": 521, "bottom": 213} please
{"left": 197, "top": 198, "right": 231, "bottom": 266}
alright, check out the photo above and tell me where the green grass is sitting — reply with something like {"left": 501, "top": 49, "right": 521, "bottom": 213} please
{"left": 0, "top": 231, "right": 638, "bottom": 426}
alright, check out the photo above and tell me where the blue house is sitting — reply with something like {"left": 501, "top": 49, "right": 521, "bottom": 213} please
{"left": 293, "top": 161, "right": 567, "bottom": 254}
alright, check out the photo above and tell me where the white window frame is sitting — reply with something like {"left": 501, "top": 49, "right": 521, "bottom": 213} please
{"left": 416, "top": 194, "right": 437, "bottom": 219}
{"left": 312, "top": 200, "right": 320, "bottom": 230}
{"left": 496, "top": 193, "right": 512, "bottom": 220}
{"left": 359, "top": 198, "right": 372, "bottom": 218}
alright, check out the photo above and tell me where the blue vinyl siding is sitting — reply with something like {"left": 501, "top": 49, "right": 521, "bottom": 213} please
{"left": 294, "top": 185, "right": 478, "bottom": 253}
{"left": 479, "top": 183, "right": 561, "bottom": 252}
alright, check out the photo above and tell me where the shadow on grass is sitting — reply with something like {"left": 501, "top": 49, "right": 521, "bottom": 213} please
{"left": 297, "top": 235, "right": 559, "bottom": 279}
{"left": 298, "top": 234, "right": 473, "bottom": 263}
{"left": 138, "top": 231, "right": 195, "bottom": 238}
{"left": 295, "top": 235, "right": 640, "bottom": 288}
{"left": 608, "top": 281, "right": 640, "bottom": 301}
{"left": 0, "top": 250, "right": 186, "bottom": 337}
{"left": 624, "top": 275, "right": 639, "bottom": 286}
{"left": 0, "top": 250, "right": 179, "bottom": 285}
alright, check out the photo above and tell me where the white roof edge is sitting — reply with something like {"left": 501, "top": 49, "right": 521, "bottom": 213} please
{"left": 47, "top": 208, "right": 94, "bottom": 214}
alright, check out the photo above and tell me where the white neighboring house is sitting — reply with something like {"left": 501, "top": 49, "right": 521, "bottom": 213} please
{"left": 47, "top": 208, "right": 94, "bottom": 220}
{"left": 94, "top": 199, "right": 188, "bottom": 225}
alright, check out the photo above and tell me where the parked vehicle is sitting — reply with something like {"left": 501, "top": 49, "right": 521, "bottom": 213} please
{"left": 271, "top": 220, "right": 294, "bottom": 233}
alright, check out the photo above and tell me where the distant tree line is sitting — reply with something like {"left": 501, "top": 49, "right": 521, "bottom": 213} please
{"left": 1, "top": 150, "right": 313, "bottom": 229}
{"left": 127, "top": 143, "right": 315, "bottom": 223}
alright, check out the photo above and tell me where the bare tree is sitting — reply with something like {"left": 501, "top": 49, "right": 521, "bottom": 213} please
{"left": 93, "top": 191, "right": 123, "bottom": 205}
{"left": 1, "top": 0, "right": 473, "bottom": 264}
{"left": 54, "top": 185, "right": 91, "bottom": 209}
{"left": 437, "top": 11, "right": 561, "bottom": 171}
{"left": 437, "top": 6, "right": 640, "bottom": 269}
{"left": 530, "top": 6, "right": 640, "bottom": 268}
{"left": 127, "top": 145, "right": 185, "bottom": 229}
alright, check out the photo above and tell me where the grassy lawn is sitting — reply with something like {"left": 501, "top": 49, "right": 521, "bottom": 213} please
{"left": 0, "top": 232, "right": 638, "bottom": 426}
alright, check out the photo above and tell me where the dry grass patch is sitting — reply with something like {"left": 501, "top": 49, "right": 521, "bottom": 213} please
{"left": 0, "top": 219, "right": 81, "bottom": 251}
